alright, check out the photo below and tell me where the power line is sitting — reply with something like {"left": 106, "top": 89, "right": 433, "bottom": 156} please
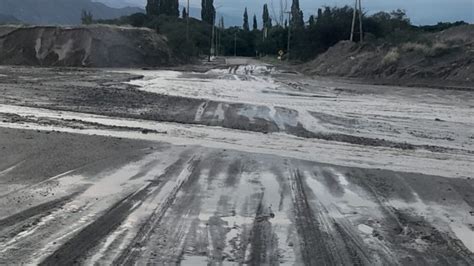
{"left": 186, "top": 0, "right": 190, "bottom": 41}
{"left": 285, "top": 11, "right": 291, "bottom": 61}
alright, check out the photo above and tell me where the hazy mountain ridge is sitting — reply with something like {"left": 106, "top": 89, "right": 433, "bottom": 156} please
{"left": 92, "top": 0, "right": 145, "bottom": 9}
{"left": 0, "top": 0, "right": 143, "bottom": 25}
{"left": 94, "top": 0, "right": 243, "bottom": 26}
{"left": 0, "top": 13, "right": 21, "bottom": 24}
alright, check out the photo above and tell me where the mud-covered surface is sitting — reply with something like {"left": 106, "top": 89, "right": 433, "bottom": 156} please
{"left": 300, "top": 25, "right": 474, "bottom": 90}
{"left": 0, "top": 127, "right": 473, "bottom": 265}
{"left": 0, "top": 25, "right": 174, "bottom": 67}
{"left": 0, "top": 65, "right": 472, "bottom": 156}
{"left": 0, "top": 59, "right": 473, "bottom": 264}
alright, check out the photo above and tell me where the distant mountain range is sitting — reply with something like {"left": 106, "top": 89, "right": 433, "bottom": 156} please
{"left": 0, "top": 0, "right": 244, "bottom": 27}
{"left": 0, "top": 0, "right": 143, "bottom": 25}
{"left": 0, "top": 13, "right": 21, "bottom": 24}
{"left": 92, "top": 0, "right": 145, "bottom": 9}
{"left": 94, "top": 0, "right": 244, "bottom": 27}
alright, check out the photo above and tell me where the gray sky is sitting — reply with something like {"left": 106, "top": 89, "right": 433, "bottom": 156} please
{"left": 97, "top": 0, "right": 474, "bottom": 25}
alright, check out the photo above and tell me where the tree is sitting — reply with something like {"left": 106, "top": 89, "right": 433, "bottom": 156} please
{"left": 159, "top": 0, "right": 168, "bottom": 16}
{"left": 201, "top": 0, "right": 216, "bottom": 24}
{"left": 290, "top": 0, "right": 304, "bottom": 28}
{"left": 321, "top": 7, "right": 330, "bottom": 19}
{"left": 253, "top": 14, "right": 258, "bottom": 30}
{"left": 81, "top": 10, "right": 93, "bottom": 25}
{"left": 219, "top": 16, "right": 225, "bottom": 29}
{"left": 128, "top": 13, "right": 148, "bottom": 27}
{"left": 317, "top": 8, "right": 323, "bottom": 19}
{"left": 182, "top": 7, "right": 187, "bottom": 18}
{"left": 158, "top": 0, "right": 179, "bottom": 17}
{"left": 146, "top": 0, "right": 159, "bottom": 17}
{"left": 262, "top": 4, "right": 272, "bottom": 40}
{"left": 217, "top": 16, "right": 225, "bottom": 54}
{"left": 390, "top": 9, "right": 409, "bottom": 23}
{"left": 308, "top": 15, "right": 315, "bottom": 26}
{"left": 262, "top": 4, "right": 272, "bottom": 28}
{"left": 243, "top": 7, "right": 249, "bottom": 31}
{"left": 171, "top": 0, "right": 179, "bottom": 17}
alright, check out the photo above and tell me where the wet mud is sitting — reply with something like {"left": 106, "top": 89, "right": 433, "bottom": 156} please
{"left": 0, "top": 61, "right": 473, "bottom": 264}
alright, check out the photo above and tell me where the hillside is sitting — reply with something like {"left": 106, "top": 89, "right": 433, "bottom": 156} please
{"left": 0, "top": 0, "right": 142, "bottom": 25}
{"left": 0, "top": 25, "right": 173, "bottom": 67}
{"left": 301, "top": 25, "right": 474, "bottom": 88}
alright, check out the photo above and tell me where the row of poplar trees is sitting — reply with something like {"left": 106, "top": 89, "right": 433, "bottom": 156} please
{"left": 242, "top": 0, "right": 304, "bottom": 31}
{"left": 146, "top": 0, "right": 303, "bottom": 30}
{"left": 242, "top": 5, "right": 271, "bottom": 32}
{"left": 146, "top": 0, "right": 216, "bottom": 25}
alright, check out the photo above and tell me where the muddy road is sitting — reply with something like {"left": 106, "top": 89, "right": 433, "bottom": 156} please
{"left": 0, "top": 59, "right": 473, "bottom": 265}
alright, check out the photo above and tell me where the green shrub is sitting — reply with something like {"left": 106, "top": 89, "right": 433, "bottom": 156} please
{"left": 428, "top": 42, "right": 450, "bottom": 57}
{"left": 401, "top": 41, "right": 451, "bottom": 57}
{"left": 382, "top": 48, "right": 400, "bottom": 65}
{"left": 401, "top": 42, "right": 430, "bottom": 53}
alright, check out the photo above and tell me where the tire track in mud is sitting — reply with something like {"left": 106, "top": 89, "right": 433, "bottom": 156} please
{"left": 287, "top": 168, "right": 378, "bottom": 265}
{"left": 0, "top": 192, "right": 81, "bottom": 229}
{"left": 39, "top": 156, "right": 200, "bottom": 265}
{"left": 39, "top": 190, "right": 140, "bottom": 266}
{"left": 246, "top": 198, "right": 279, "bottom": 265}
{"left": 137, "top": 158, "right": 204, "bottom": 264}
{"left": 309, "top": 168, "right": 384, "bottom": 265}
{"left": 346, "top": 169, "right": 474, "bottom": 265}
{"left": 287, "top": 168, "right": 339, "bottom": 265}
{"left": 330, "top": 219, "right": 378, "bottom": 265}
{"left": 113, "top": 156, "right": 201, "bottom": 265}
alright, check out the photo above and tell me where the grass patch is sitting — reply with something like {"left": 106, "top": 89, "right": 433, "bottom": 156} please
{"left": 382, "top": 48, "right": 400, "bottom": 65}
{"left": 401, "top": 41, "right": 451, "bottom": 57}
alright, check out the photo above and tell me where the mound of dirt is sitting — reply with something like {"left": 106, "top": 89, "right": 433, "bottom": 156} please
{"left": 0, "top": 25, "right": 174, "bottom": 67}
{"left": 301, "top": 25, "right": 474, "bottom": 88}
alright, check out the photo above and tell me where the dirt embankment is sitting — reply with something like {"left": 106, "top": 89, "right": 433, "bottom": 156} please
{"left": 0, "top": 25, "right": 174, "bottom": 67}
{"left": 301, "top": 25, "right": 474, "bottom": 88}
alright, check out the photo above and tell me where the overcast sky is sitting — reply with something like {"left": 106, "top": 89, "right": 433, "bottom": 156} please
{"left": 99, "top": 0, "right": 474, "bottom": 25}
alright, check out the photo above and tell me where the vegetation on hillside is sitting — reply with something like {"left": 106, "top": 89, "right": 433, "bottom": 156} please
{"left": 95, "top": 0, "right": 469, "bottom": 62}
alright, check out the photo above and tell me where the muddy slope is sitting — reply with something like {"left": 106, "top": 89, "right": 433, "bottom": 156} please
{"left": 0, "top": 25, "right": 174, "bottom": 67}
{"left": 301, "top": 25, "right": 474, "bottom": 88}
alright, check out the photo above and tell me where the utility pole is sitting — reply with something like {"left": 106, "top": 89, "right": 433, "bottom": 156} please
{"left": 186, "top": 0, "right": 190, "bottom": 41}
{"left": 215, "top": 22, "right": 221, "bottom": 56}
{"left": 358, "top": 0, "right": 364, "bottom": 42}
{"left": 216, "top": 17, "right": 222, "bottom": 57}
{"left": 234, "top": 31, "right": 237, "bottom": 56}
{"left": 285, "top": 11, "right": 291, "bottom": 61}
{"left": 219, "top": 17, "right": 223, "bottom": 56}
{"left": 350, "top": 0, "right": 364, "bottom": 42}
{"left": 350, "top": 0, "right": 357, "bottom": 42}
{"left": 209, "top": 5, "right": 221, "bottom": 59}
{"left": 209, "top": 15, "right": 215, "bottom": 61}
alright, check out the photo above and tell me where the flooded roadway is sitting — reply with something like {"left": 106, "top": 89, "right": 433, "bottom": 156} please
{"left": 0, "top": 59, "right": 473, "bottom": 265}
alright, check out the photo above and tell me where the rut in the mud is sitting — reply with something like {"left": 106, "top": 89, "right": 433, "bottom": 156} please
{"left": 1, "top": 66, "right": 471, "bottom": 156}
{"left": 0, "top": 141, "right": 473, "bottom": 264}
